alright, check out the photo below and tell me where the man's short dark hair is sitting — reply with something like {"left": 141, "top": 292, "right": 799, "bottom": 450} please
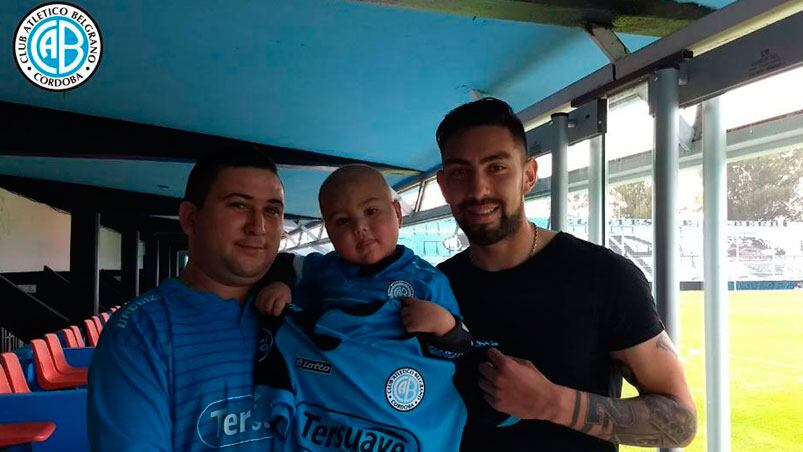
{"left": 436, "top": 97, "right": 527, "bottom": 158}
{"left": 184, "top": 145, "right": 279, "bottom": 208}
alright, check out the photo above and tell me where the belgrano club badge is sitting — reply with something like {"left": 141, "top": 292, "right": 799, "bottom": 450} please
{"left": 14, "top": 3, "right": 103, "bottom": 91}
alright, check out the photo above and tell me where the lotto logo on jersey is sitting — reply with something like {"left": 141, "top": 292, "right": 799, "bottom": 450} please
{"left": 385, "top": 367, "right": 425, "bottom": 412}
{"left": 14, "top": 3, "right": 102, "bottom": 90}
{"left": 296, "top": 357, "right": 332, "bottom": 374}
{"left": 296, "top": 403, "right": 420, "bottom": 451}
{"left": 387, "top": 280, "right": 415, "bottom": 299}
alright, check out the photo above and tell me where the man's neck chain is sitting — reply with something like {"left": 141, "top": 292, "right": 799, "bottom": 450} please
{"left": 468, "top": 222, "right": 539, "bottom": 267}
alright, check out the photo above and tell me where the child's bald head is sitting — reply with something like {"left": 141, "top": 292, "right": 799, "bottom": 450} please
{"left": 318, "top": 165, "right": 402, "bottom": 265}
{"left": 319, "top": 165, "right": 394, "bottom": 215}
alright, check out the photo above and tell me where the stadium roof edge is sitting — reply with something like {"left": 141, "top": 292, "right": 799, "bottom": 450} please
{"left": 517, "top": 0, "right": 803, "bottom": 128}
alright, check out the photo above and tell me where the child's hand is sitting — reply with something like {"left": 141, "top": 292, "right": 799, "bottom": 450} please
{"left": 400, "top": 297, "right": 456, "bottom": 337}
{"left": 254, "top": 282, "right": 292, "bottom": 316}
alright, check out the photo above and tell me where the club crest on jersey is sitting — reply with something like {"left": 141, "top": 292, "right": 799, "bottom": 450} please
{"left": 257, "top": 328, "right": 273, "bottom": 363}
{"left": 385, "top": 367, "right": 425, "bottom": 412}
{"left": 387, "top": 280, "right": 415, "bottom": 299}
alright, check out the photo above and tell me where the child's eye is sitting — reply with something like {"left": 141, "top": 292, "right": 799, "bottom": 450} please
{"left": 335, "top": 218, "right": 350, "bottom": 226}
{"left": 365, "top": 207, "right": 379, "bottom": 216}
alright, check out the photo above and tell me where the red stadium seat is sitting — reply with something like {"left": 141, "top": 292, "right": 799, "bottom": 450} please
{"left": 0, "top": 370, "right": 56, "bottom": 446}
{"left": 83, "top": 319, "right": 99, "bottom": 347}
{"left": 0, "top": 352, "right": 32, "bottom": 393}
{"left": 0, "top": 368, "right": 11, "bottom": 394}
{"left": 60, "top": 328, "right": 79, "bottom": 348}
{"left": 92, "top": 316, "right": 103, "bottom": 335}
{"left": 30, "top": 339, "right": 87, "bottom": 390}
{"left": 69, "top": 325, "right": 86, "bottom": 347}
{"left": 110, "top": 306, "right": 118, "bottom": 312}
{"left": 0, "top": 422, "right": 57, "bottom": 448}
{"left": 44, "top": 334, "right": 89, "bottom": 380}
{"left": 100, "top": 312, "right": 110, "bottom": 323}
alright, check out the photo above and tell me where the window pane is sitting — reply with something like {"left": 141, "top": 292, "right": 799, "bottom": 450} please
{"left": 524, "top": 196, "right": 550, "bottom": 228}
{"left": 419, "top": 178, "right": 446, "bottom": 211}
{"left": 397, "top": 185, "right": 420, "bottom": 214}
{"left": 399, "top": 217, "right": 464, "bottom": 265}
{"left": 722, "top": 65, "right": 803, "bottom": 130}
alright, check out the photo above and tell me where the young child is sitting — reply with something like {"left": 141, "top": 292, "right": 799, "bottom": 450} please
{"left": 252, "top": 165, "right": 503, "bottom": 451}
{"left": 255, "top": 163, "right": 468, "bottom": 345}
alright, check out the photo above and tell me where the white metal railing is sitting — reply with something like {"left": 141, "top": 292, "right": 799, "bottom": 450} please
{"left": 1, "top": 327, "right": 23, "bottom": 353}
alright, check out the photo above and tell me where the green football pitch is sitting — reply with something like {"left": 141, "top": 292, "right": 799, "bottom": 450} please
{"left": 621, "top": 290, "right": 803, "bottom": 452}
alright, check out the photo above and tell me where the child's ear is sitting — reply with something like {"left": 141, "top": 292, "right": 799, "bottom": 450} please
{"left": 393, "top": 200, "right": 403, "bottom": 227}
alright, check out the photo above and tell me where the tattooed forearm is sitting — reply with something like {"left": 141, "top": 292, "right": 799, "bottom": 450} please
{"left": 568, "top": 392, "right": 697, "bottom": 448}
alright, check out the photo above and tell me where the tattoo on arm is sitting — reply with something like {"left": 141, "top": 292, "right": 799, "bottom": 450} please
{"left": 569, "top": 392, "right": 696, "bottom": 448}
{"left": 656, "top": 333, "right": 678, "bottom": 358}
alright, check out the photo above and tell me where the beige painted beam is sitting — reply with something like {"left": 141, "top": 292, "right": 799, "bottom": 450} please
{"left": 351, "top": 0, "right": 712, "bottom": 36}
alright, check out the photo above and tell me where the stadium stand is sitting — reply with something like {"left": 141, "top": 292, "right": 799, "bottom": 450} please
{"left": 30, "top": 339, "right": 87, "bottom": 390}
{"left": 59, "top": 328, "right": 79, "bottom": 348}
{"left": 0, "top": 354, "right": 57, "bottom": 449}
{"left": 69, "top": 326, "right": 85, "bottom": 348}
{"left": 43, "top": 334, "right": 89, "bottom": 380}
{"left": 82, "top": 319, "right": 99, "bottom": 347}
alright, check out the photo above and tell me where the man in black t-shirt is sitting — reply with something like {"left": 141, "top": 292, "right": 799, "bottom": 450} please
{"left": 420, "top": 98, "right": 697, "bottom": 451}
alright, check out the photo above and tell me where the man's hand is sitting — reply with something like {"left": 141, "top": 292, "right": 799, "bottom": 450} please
{"left": 478, "top": 348, "right": 563, "bottom": 421}
{"left": 254, "top": 282, "right": 292, "bottom": 316}
{"left": 400, "top": 297, "right": 456, "bottom": 337}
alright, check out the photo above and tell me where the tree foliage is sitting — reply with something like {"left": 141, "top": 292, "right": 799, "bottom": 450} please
{"left": 727, "top": 149, "right": 803, "bottom": 221}
{"left": 607, "top": 149, "right": 803, "bottom": 221}
{"left": 610, "top": 180, "right": 652, "bottom": 219}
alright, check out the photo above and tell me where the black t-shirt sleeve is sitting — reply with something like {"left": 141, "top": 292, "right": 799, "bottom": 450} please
{"left": 419, "top": 317, "right": 473, "bottom": 359}
{"left": 254, "top": 252, "right": 297, "bottom": 291}
{"left": 602, "top": 255, "right": 664, "bottom": 351}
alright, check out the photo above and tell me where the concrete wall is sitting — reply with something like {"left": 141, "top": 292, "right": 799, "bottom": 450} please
{"left": 0, "top": 188, "right": 144, "bottom": 272}
{"left": 0, "top": 187, "right": 71, "bottom": 272}
{"left": 98, "top": 227, "right": 121, "bottom": 270}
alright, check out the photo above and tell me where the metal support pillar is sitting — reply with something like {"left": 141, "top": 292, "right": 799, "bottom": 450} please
{"left": 169, "top": 245, "right": 177, "bottom": 278}
{"left": 703, "top": 97, "right": 731, "bottom": 452}
{"left": 142, "top": 237, "right": 159, "bottom": 292}
{"left": 158, "top": 239, "right": 172, "bottom": 283}
{"left": 550, "top": 113, "right": 569, "bottom": 231}
{"left": 651, "top": 66, "right": 680, "bottom": 452}
{"left": 121, "top": 229, "right": 140, "bottom": 300}
{"left": 588, "top": 135, "right": 606, "bottom": 245}
{"left": 69, "top": 210, "right": 99, "bottom": 321}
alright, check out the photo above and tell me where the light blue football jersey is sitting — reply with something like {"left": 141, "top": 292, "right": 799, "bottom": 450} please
{"left": 254, "top": 246, "right": 469, "bottom": 451}
{"left": 255, "top": 300, "right": 468, "bottom": 452}
{"left": 291, "top": 246, "right": 460, "bottom": 315}
{"left": 88, "top": 278, "right": 276, "bottom": 451}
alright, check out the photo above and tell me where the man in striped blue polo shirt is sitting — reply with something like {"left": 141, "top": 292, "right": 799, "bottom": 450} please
{"left": 88, "top": 148, "right": 286, "bottom": 451}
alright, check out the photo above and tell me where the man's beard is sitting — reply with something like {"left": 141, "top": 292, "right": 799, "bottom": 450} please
{"left": 455, "top": 199, "right": 525, "bottom": 246}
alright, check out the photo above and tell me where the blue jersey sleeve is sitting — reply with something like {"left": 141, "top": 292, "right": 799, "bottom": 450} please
{"left": 87, "top": 309, "right": 172, "bottom": 452}
{"left": 427, "top": 270, "right": 461, "bottom": 317}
